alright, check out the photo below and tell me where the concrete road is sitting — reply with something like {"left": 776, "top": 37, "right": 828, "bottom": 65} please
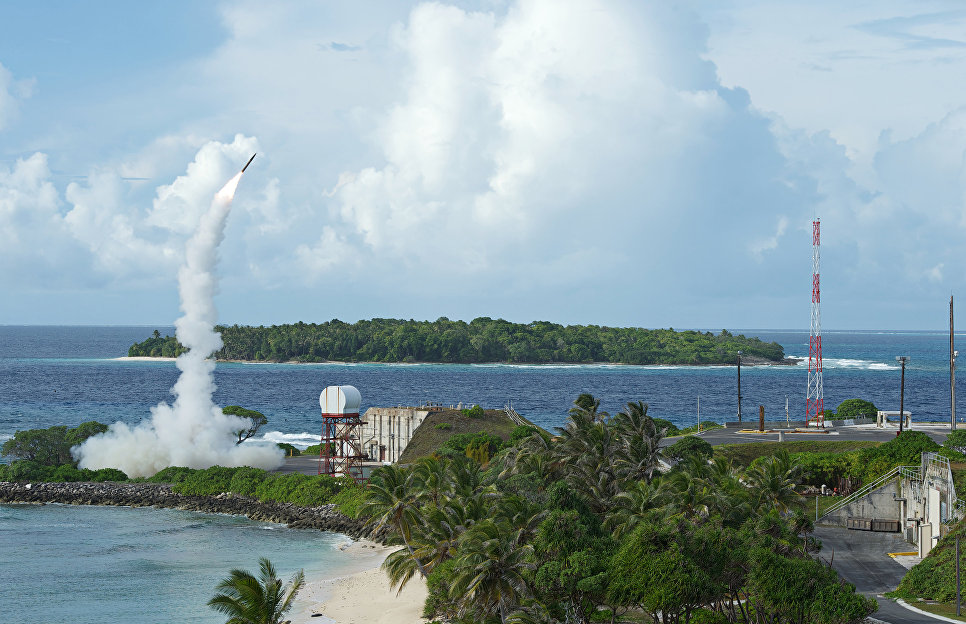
{"left": 814, "top": 526, "right": 947, "bottom": 623}
{"left": 690, "top": 423, "right": 950, "bottom": 448}
{"left": 275, "top": 455, "right": 323, "bottom": 475}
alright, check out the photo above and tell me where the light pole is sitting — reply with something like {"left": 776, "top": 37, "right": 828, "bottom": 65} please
{"left": 954, "top": 350, "right": 958, "bottom": 430}
{"left": 897, "top": 356, "right": 910, "bottom": 434}
{"left": 737, "top": 350, "right": 743, "bottom": 424}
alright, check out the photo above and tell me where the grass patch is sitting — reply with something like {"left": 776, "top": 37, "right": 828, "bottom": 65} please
{"left": 398, "top": 408, "right": 532, "bottom": 463}
{"left": 668, "top": 422, "right": 724, "bottom": 438}
{"left": 713, "top": 440, "right": 880, "bottom": 467}
{"left": 890, "top": 598, "right": 966, "bottom": 621}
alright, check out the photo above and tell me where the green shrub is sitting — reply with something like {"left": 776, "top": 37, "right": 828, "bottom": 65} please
{"left": 254, "top": 473, "right": 342, "bottom": 507}
{"left": 276, "top": 443, "right": 300, "bottom": 457}
{"left": 423, "top": 558, "right": 459, "bottom": 621}
{"left": 47, "top": 464, "right": 84, "bottom": 482}
{"left": 302, "top": 443, "right": 334, "bottom": 456}
{"left": 90, "top": 468, "right": 128, "bottom": 482}
{"left": 437, "top": 432, "right": 504, "bottom": 462}
{"left": 4, "top": 460, "right": 55, "bottom": 482}
{"left": 857, "top": 431, "right": 939, "bottom": 482}
{"left": 148, "top": 466, "right": 197, "bottom": 484}
{"left": 945, "top": 430, "right": 966, "bottom": 454}
{"left": 666, "top": 436, "right": 713, "bottom": 461}
{"left": 509, "top": 425, "right": 543, "bottom": 445}
{"left": 687, "top": 609, "right": 729, "bottom": 624}
{"left": 784, "top": 452, "right": 860, "bottom": 487}
{"left": 227, "top": 466, "right": 269, "bottom": 496}
{"left": 330, "top": 483, "right": 365, "bottom": 518}
{"left": 461, "top": 405, "right": 486, "bottom": 419}
{"left": 1, "top": 421, "right": 109, "bottom": 467}
{"left": 434, "top": 422, "right": 453, "bottom": 430}
{"left": 653, "top": 418, "right": 680, "bottom": 437}
{"left": 895, "top": 521, "right": 966, "bottom": 601}
{"left": 834, "top": 398, "right": 878, "bottom": 421}
{"left": 172, "top": 466, "right": 239, "bottom": 496}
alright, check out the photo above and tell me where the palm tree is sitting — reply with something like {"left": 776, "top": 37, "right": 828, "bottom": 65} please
{"left": 605, "top": 479, "right": 663, "bottom": 538}
{"left": 612, "top": 401, "right": 667, "bottom": 484}
{"left": 207, "top": 557, "right": 305, "bottom": 624}
{"left": 745, "top": 450, "right": 803, "bottom": 514}
{"left": 359, "top": 464, "right": 429, "bottom": 578}
{"left": 412, "top": 455, "right": 450, "bottom": 506}
{"left": 450, "top": 520, "right": 535, "bottom": 624}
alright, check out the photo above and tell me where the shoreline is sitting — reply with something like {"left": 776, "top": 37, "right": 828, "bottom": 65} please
{"left": 115, "top": 355, "right": 802, "bottom": 367}
{"left": 293, "top": 542, "right": 428, "bottom": 624}
{"left": 0, "top": 481, "right": 385, "bottom": 541}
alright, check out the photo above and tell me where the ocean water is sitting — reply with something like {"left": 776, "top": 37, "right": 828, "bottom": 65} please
{"left": 0, "top": 503, "right": 384, "bottom": 624}
{"left": 1, "top": 326, "right": 964, "bottom": 450}
{"left": 0, "top": 326, "right": 964, "bottom": 622}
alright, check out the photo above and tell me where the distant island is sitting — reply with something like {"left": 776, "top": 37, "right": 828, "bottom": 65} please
{"left": 127, "top": 318, "right": 788, "bottom": 366}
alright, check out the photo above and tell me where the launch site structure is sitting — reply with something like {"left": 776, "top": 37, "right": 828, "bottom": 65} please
{"left": 318, "top": 385, "right": 367, "bottom": 483}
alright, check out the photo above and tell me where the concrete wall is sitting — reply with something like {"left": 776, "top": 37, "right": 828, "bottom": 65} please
{"left": 357, "top": 407, "right": 431, "bottom": 463}
{"left": 821, "top": 478, "right": 903, "bottom": 527}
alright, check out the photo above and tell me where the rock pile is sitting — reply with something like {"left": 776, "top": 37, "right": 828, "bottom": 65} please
{"left": 0, "top": 481, "right": 388, "bottom": 542}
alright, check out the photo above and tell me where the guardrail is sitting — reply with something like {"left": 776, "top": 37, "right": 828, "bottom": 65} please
{"left": 821, "top": 465, "right": 915, "bottom": 519}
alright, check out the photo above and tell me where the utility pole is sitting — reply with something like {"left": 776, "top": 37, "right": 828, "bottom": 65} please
{"left": 897, "top": 356, "right": 910, "bottom": 434}
{"left": 697, "top": 395, "right": 701, "bottom": 432}
{"left": 953, "top": 295, "right": 957, "bottom": 430}
{"left": 737, "top": 351, "right": 743, "bottom": 424}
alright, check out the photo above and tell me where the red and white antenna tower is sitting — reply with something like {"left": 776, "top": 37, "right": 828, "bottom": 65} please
{"left": 806, "top": 219, "right": 824, "bottom": 427}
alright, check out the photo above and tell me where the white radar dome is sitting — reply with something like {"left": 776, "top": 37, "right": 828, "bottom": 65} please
{"left": 319, "top": 385, "right": 362, "bottom": 415}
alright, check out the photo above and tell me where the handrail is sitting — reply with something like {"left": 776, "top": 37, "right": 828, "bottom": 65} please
{"left": 820, "top": 465, "right": 915, "bottom": 519}
{"left": 503, "top": 405, "right": 528, "bottom": 427}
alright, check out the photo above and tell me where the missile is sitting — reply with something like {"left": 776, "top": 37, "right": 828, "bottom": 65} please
{"left": 241, "top": 153, "right": 256, "bottom": 173}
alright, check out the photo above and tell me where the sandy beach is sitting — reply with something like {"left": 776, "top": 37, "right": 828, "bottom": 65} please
{"left": 291, "top": 541, "right": 428, "bottom": 624}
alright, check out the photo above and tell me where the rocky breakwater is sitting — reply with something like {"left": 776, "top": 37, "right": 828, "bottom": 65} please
{"left": 0, "top": 481, "right": 387, "bottom": 542}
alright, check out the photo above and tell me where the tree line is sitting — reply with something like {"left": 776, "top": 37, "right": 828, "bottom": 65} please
{"left": 127, "top": 318, "right": 786, "bottom": 365}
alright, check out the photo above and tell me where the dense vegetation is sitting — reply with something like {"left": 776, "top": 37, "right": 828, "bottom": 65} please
{"left": 397, "top": 408, "right": 529, "bottom": 464}
{"left": 1, "top": 421, "right": 108, "bottom": 465}
{"left": 128, "top": 319, "right": 787, "bottom": 365}
{"left": 895, "top": 518, "right": 966, "bottom": 603}
{"left": 356, "top": 394, "right": 877, "bottom": 623}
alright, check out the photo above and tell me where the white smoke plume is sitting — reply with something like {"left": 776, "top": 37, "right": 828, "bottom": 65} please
{"left": 75, "top": 149, "right": 283, "bottom": 478}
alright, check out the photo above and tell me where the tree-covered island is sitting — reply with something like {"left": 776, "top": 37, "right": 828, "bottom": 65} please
{"left": 128, "top": 318, "right": 787, "bottom": 365}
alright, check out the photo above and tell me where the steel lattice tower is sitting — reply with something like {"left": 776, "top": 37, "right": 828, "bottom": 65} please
{"left": 806, "top": 219, "right": 824, "bottom": 427}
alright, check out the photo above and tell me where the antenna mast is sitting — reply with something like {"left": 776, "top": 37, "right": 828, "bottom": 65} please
{"left": 806, "top": 219, "right": 824, "bottom": 427}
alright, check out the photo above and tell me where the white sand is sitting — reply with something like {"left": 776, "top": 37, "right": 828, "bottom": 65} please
{"left": 114, "top": 356, "right": 178, "bottom": 362}
{"left": 290, "top": 541, "right": 428, "bottom": 624}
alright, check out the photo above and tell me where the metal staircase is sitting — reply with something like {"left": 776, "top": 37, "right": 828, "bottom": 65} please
{"left": 821, "top": 465, "right": 915, "bottom": 519}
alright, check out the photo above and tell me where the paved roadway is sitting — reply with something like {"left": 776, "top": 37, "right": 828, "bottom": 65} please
{"left": 814, "top": 526, "right": 949, "bottom": 623}
{"left": 691, "top": 423, "right": 951, "bottom": 447}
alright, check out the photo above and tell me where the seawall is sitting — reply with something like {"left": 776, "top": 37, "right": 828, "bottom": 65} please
{"left": 0, "top": 481, "right": 387, "bottom": 542}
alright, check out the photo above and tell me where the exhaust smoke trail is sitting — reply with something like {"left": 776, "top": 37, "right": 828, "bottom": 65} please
{"left": 76, "top": 154, "right": 283, "bottom": 478}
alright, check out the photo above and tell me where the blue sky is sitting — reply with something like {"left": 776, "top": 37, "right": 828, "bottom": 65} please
{"left": 1, "top": 0, "right": 965, "bottom": 330}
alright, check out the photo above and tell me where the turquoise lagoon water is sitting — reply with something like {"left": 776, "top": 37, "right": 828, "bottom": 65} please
{"left": 0, "top": 503, "right": 379, "bottom": 624}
